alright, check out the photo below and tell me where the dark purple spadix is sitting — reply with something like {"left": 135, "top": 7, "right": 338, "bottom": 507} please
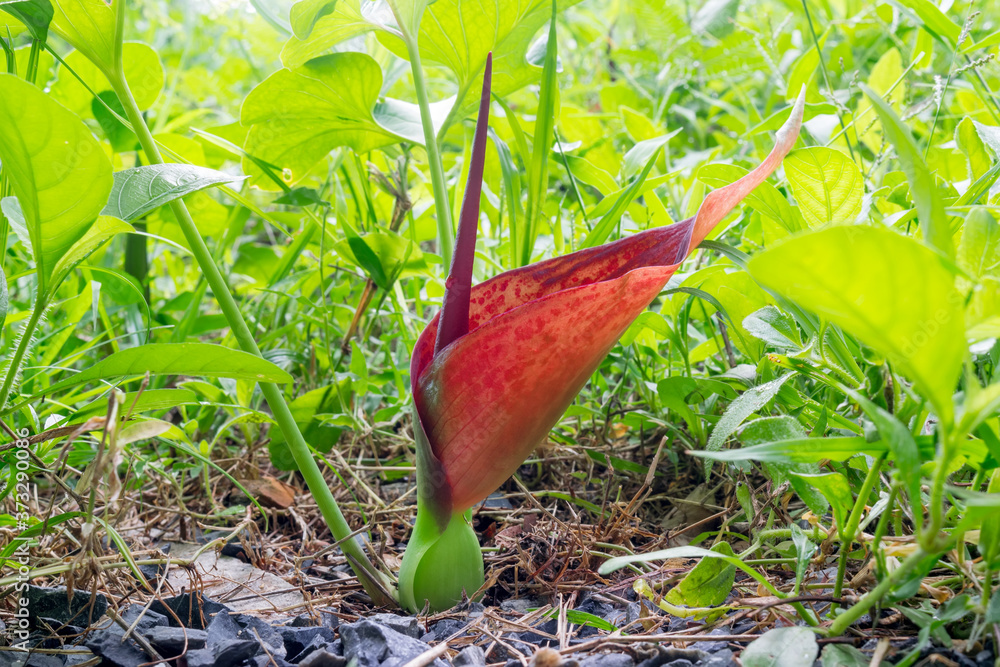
{"left": 434, "top": 52, "right": 493, "bottom": 356}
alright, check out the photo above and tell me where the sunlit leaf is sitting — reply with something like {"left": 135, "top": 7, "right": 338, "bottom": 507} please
{"left": 46, "top": 0, "right": 118, "bottom": 75}
{"left": 240, "top": 52, "right": 446, "bottom": 186}
{"left": 102, "top": 164, "right": 245, "bottom": 222}
{"left": 785, "top": 147, "right": 863, "bottom": 227}
{"left": 50, "top": 42, "right": 163, "bottom": 115}
{"left": 748, "top": 226, "right": 964, "bottom": 423}
{"left": 0, "top": 74, "right": 113, "bottom": 296}
{"left": 46, "top": 343, "right": 294, "bottom": 394}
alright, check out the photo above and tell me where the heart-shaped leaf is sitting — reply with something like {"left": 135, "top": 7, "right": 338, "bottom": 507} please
{"left": 46, "top": 0, "right": 118, "bottom": 75}
{"left": 240, "top": 52, "right": 445, "bottom": 186}
{"left": 50, "top": 41, "right": 164, "bottom": 115}
{"left": 0, "top": 0, "right": 53, "bottom": 40}
{"left": 282, "top": 0, "right": 583, "bottom": 127}
{"left": 0, "top": 74, "right": 113, "bottom": 296}
{"left": 785, "top": 147, "right": 864, "bottom": 227}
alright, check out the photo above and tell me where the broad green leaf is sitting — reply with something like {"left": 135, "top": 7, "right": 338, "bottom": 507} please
{"left": 283, "top": 0, "right": 583, "bottom": 126}
{"left": 748, "top": 226, "right": 964, "bottom": 423}
{"left": 741, "top": 628, "right": 819, "bottom": 667}
{"left": 240, "top": 52, "right": 439, "bottom": 186}
{"left": 0, "top": 74, "right": 113, "bottom": 296}
{"left": 743, "top": 305, "right": 803, "bottom": 349}
{"left": 784, "top": 147, "right": 863, "bottom": 227}
{"left": 50, "top": 216, "right": 133, "bottom": 288}
{"left": 102, "top": 164, "right": 245, "bottom": 222}
{"left": 861, "top": 84, "right": 952, "bottom": 257}
{"left": 663, "top": 541, "right": 735, "bottom": 611}
{"left": 821, "top": 644, "right": 870, "bottom": 667}
{"left": 0, "top": 0, "right": 52, "bottom": 40}
{"left": 269, "top": 382, "right": 352, "bottom": 471}
{"left": 707, "top": 374, "right": 793, "bottom": 452}
{"left": 340, "top": 220, "right": 388, "bottom": 290}
{"left": 46, "top": 343, "right": 293, "bottom": 394}
{"left": 287, "top": 0, "right": 393, "bottom": 43}
{"left": 50, "top": 42, "right": 164, "bottom": 115}
{"left": 792, "top": 471, "right": 852, "bottom": 539}
{"left": 698, "top": 163, "right": 802, "bottom": 232}
{"left": 856, "top": 48, "right": 904, "bottom": 152}
{"left": 46, "top": 0, "right": 118, "bottom": 75}
{"left": 956, "top": 117, "right": 991, "bottom": 182}
{"left": 657, "top": 377, "right": 701, "bottom": 435}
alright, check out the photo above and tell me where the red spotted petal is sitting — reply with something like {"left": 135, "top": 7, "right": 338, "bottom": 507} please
{"left": 412, "top": 91, "right": 805, "bottom": 512}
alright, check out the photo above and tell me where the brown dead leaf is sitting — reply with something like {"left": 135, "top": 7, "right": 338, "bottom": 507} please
{"left": 239, "top": 476, "right": 297, "bottom": 508}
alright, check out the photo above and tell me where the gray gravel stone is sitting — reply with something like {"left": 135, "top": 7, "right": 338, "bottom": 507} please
{"left": 25, "top": 586, "right": 108, "bottom": 626}
{"left": 340, "top": 619, "right": 447, "bottom": 667}
{"left": 368, "top": 613, "right": 422, "bottom": 639}
{"left": 141, "top": 626, "right": 208, "bottom": 653}
{"left": 452, "top": 645, "right": 487, "bottom": 666}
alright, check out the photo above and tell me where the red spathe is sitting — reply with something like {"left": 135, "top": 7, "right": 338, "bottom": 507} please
{"left": 411, "top": 91, "right": 806, "bottom": 513}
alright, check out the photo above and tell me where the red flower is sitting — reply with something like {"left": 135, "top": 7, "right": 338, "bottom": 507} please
{"left": 412, "top": 83, "right": 805, "bottom": 520}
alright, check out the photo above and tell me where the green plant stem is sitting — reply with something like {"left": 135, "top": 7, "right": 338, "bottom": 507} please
{"left": 25, "top": 38, "right": 41, "bottom": 85}
{"left": 832, "top": 454, "right": 885, "bottom": 606}
{"left": 826, "top": 546, "right": 928, "bottom": 637}
{"left": 0, "top": 298, "right": 46, "bottom": 409}
{"left": 404, "top": 36, "right": 453, "bottom": 266}
{"left": 108, "top": 62, "right": 394, "bottom": 605}
{"left": 924, "top": 433, "right": 954, "bottom": 550}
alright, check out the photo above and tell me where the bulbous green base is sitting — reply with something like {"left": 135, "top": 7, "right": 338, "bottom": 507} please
{"left": 398, "top": 509, "right": 484, "bottom": 613}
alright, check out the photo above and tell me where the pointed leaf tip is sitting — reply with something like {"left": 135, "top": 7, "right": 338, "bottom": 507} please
{"left": 434, "top": 53, "right": 493, "bottom": 355}
{"left": 684, "top": 90, "right": 804, "bottom": 254}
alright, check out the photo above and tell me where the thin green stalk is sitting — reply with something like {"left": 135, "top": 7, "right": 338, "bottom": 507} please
{"left": 107, "top": 49, "right": 393, "bottom": 604}
{"left": 832, "top": 454, "right": 885, "bottom": 606}
{"left": 826, "top": 547, "right": 928, "bottom": 636}
{"left": 800, "top": 0, "right": 856, "bottom": 163}
{"left": 403, "top": 37, "right": 453, "bottom": 266}
{"left": 25, "top": 38, "right": 41, "bottom": 85}
{"left": 0, "top": 298, "right": 46, "bottom": 409}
